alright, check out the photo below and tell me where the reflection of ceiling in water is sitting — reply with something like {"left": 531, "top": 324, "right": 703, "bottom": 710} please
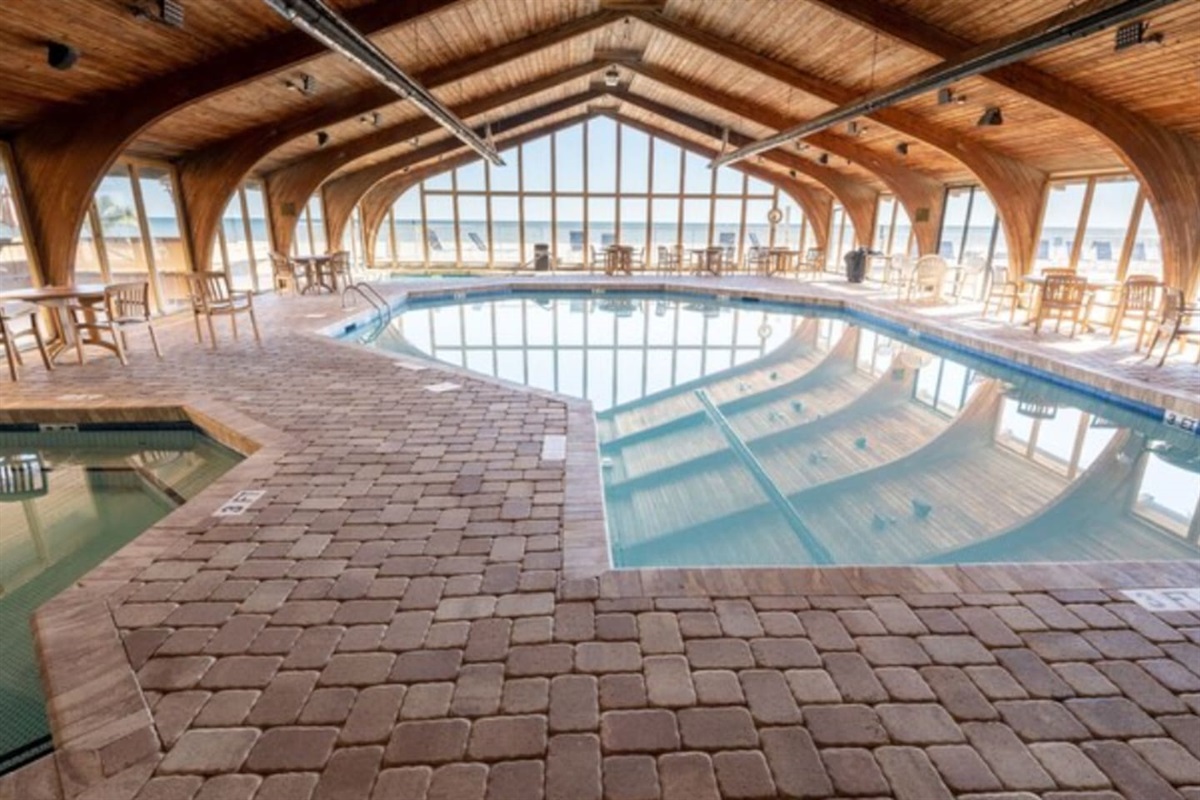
{"left": 378, "top": 295, "right": 1200, "bottom": 567}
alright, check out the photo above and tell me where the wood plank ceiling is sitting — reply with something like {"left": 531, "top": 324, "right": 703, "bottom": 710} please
{"left": 2, "top": 0, "right": 1196, "bottom": 195}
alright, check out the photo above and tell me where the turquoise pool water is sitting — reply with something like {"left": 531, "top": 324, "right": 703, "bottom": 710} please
{"left": 0, "top": 427, "right": 241, "bottom": 773}
{"left": 360, "top": 291, "right": 1200, "bottom": 570}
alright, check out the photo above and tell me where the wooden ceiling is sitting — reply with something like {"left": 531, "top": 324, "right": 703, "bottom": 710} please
{"left": 2, "top": 0, "right": 1196, "bottom": 196}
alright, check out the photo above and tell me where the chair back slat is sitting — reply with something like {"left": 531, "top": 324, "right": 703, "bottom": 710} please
{"left": 1042, "top": 275, "right": 1089, "bottom": 307}
{"left": 105, "top": 281, "right": 151, "bottom": 320}
{"left": 1122, "top": 275, "right": 1162, "bottom": 311}
{"left": 187, "top": 271, "right": 233, "bottom": 305}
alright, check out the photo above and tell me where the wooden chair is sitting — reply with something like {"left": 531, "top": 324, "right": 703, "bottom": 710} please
{"left": 1033, "top": 274, "right": 1089, "bottom": 337}
{"left": 66, "top": 281, "right": 161, "bottom": 366}
{"left": 744, "top": 246, "right": 768, "bottom": 273}
{"left": 981, "top": 265, "right": 1024, "bottom": 322}
{"left": 187, "top": 271, "right": 261, "bottom": 349}
{"left": 1145, "top": 289, "right": 1200, "bottom": 366}
{"left": 901, "top": 255, "right": 948, "bottom": 304}
{"left": 328, "top": 250, "right": 351, "bottom": 291}
{"left": 656, "top": 245, "right": 681, "bottom": 275}
{"left": 269, "top": 251, "right": 298, "bottom": 294}
{"left": 0, "top": 303, "right": 53, "bottom": 381}
{"left": 800, "top": 248, "right": 825, "bottom": 275}
{"left": 1104, "top": 275, "right": 1162, "bottom": 351}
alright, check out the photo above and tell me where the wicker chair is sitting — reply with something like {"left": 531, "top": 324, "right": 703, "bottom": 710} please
{"left": 952, "top": 254, "right": 988, "bottom": 302}
{"left": 0, "top": 303, "right": 54, "bottom": 381}
{"left": 66, "top": 281, "right": 161, "bottom": 365}
{"left": 981, "top": 265, "right": 1024, "bottom": 321}
{"left": 186, "top": 271, "right": 261, "bottom": 349}
{"left": 883, "top": 254, "right": 911, "bottom": 289}
{"left": 1032, "top": 274, "right": 1090, "bottom": 337}
{"left": 901, "top": 255, "right": 948, "bottom": 304}
{"left": 1145, "top": 289, "right": 1200, "bottom": 366}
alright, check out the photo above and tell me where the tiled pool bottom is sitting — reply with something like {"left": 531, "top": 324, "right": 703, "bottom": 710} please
{"left": 0, "top": 426, "right": 242, "bottom": 774}
{"left": 358, "top": 291, "right": 1200, "bottom": 570}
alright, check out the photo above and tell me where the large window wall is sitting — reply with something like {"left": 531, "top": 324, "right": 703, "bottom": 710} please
{"left": 936, "top": 185, "right": 1007, "bottom": 268}
{"left": 826, "top": 203, "right": 857, "bottom": 269}
{"left": 372, "top": 118, "right": 809, "bottom": 270}
{"left": 1034, "top": 173, "right": 1160, "bottom": 280}
{"left": 211, "top": 181, "right": 275, "bottom": 293}
{"left": 73, "top": 158, "right": 192, "bottom": 312}
{"left": 0, "top": 143, "right": 36, "bottom": 293}
{"left": 872, "top": 194, "right": 915, "bottom": 259}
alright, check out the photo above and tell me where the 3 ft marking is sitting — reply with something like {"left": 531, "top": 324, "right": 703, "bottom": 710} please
{"left": 1163, "top": 410, "right": 1199, "bottom": 435}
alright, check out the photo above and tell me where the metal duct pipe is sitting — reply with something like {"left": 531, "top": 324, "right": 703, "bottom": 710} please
{"left": 263, "top": 0, "right": 504, "bottom": 165}
{"left": 712, "top": 0, "right": 1178, "bottom": 168}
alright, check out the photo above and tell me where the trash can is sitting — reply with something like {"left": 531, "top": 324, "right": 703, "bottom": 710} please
{"left": 844, "top": 247, "right": 868, "bottom": 283}
{"left": 533, "top": 243, "right": 551, "bottom": 271}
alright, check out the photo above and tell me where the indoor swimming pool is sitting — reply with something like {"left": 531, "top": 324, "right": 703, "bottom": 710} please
{"left": 0, "top": 426, "right": 241, "bottom": 773}
{"left": 357, "top": 291, "right": 1200, "bottom": 571}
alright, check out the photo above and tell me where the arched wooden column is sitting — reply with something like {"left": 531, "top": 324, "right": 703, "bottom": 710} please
{"left": 621, "top": 64, "right": 946, "bottom": 255}
{"left": 634, "top": 10, "right": 1047, "bottom": 273}
{"left": 6, "top": 0, "right": 462, "bottom": 284}
{"left": 265, "top": 65, "right": 603, "bottom": 257}
{"left": 804, "top": 0, "right": 1200, "bottom": 291}
{"left": 179, "top": 10, "right": 624, "bottom": 272}
{"left": 610, "top": 94, "right": 878, "bottom": 250}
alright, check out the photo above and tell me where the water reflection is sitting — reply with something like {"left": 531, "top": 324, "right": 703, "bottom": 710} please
{"left": 374, "top": 294, "right": 1200, "bottom": 568}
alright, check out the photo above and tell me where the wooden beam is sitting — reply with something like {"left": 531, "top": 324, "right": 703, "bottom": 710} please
{"left": 804, "top": 0, "right": 1200, "bottom": 292}
{"left": 7, "top": 0, "right": 464, "bottom": 283}
{"left": 624, "top": 62, "right": 946, "bottom": 255}
{"left": 266, "top": 62, "right": 604, "bottom": 256}
{"left": 612, "top": 91, "right": 877, "bottom": 249}
{"left": 178, "top": 10, "right": 624, "bottom": 272}
{"left": 324, "top": 91, "right": 605, "bottom": 250}
{"left": 633, "top": 10, "right": 1048, "bottom": 273}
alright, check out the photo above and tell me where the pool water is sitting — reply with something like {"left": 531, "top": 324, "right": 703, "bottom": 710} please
{"left": 0, "top": 427, "right": 241, "bottom": 773}
{"left": 361, "top": 292, "right": 1200, "bottom": 570}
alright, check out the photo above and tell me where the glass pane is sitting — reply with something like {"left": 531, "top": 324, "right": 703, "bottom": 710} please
{"left": 681, "top": 198, "right": 710, "bottom": 249}
{"left": 458, "top": 194, "right": 488, "bottom": 264}
{"left": 652, "top": 139, "right": 681, "bottom": 194}
{"left": 293, "top": 205, "right": 312, "bottom": 258}
{"left": 557, "top": 196, "right": 583, "bottom": 265}
{"left": 1128, "top": 201, "right": 1163, "bottom": 280}
{"left": 776, "top": 197, "right": 805, "bottom": 250}
{"left": 243, "top": 184, "right": 273, "bottom": 289}
{"left": 683, "top": 150, "right": 711, "bottom": 194}
{"left": 1136, "top": 454, "right": 1200, "bottom": 536}
{"left": 522, "top": 138, "right": 551, "bottom": 192}
{"left": 137, "top": 166, "right": 189, "bottom": 309}
{"left": 620, "top": 126, "right": 649, "bottom": 194}
{"left": 424, "top": 194, "right": 455, "bottom": 264}
{"left": 619, "top": 197, "right": 648, "bottom": 254}
{"left": 587, "top": 117, "right": 617, "bottom": 194}
{"left": 0, "top": 153, "right": 35, "bottom": 292}
{"left": 425, "top": 169, "right": 452, "bottom": 191}
{"left": 75, "top": 218, "right": 105, "bottom": 285}
{"left": 490, "top": 147, "right": 519, "bottom": 193}
{"left": 523, "top": 195, "right": 551, "bottom": 262}
{"left": 1037, "top": 179, "right": 1087, "bottom": 268}
{"left": 744, "top": 199, "right": 773, "bottom": 254}
{"left": 651, "top": 197, "right": 679, "bottom": 259}
{"left": 394, "top": 187, "right": 422, "bottom": 263}
{"left": 746, "top": 175, "right": 773, "bottom": 196}
{"left": 715, "top": 165, "right": 743, "bottom": 195}
{"left": 374, "top": 210, "right": 392, "bottom": 266}
{"left": 1078, "top": 176, "right": 1138, "bottom": 280}
{"left": 343, "top": 206, "right": 362, "bottom": 268}
{"left": 829, "top": 206, "right": 845, "bottom": 266}
{"left": 588, "top": 196, "right": 615, "bottom": 259}
{"left": 874, "top": 195, "right": 895, "bottom": 253}
{"left": 455, "top": 161, "right": 486, "bottom": 191}
{"left": 839, "top": 208, "right": 857, "bottom": 261}
{"left": 712, "top": 198, "right": 741, "bottom": 264}
{"left": 95, "top": 166, "right": 149, "bottom": 283}
{"left": 963, "top": 189, "right": 997, "bottom": 264}
{"left": 222, "top": 193, "right": 252, "bottom": 291}
{"left": 307, "top": 194, "right": 326, "bottom": 254}
{"left": 893, "top": 202, "right": 912, "bottom": 257}
{"left": 490, "top": 194, "right": 521, "bottom": 265}
{"left": 938, "top": 187, "right": 972, "bottom": 261}
{"left": 555, "top": 126, "right": 583, "bottom": 193}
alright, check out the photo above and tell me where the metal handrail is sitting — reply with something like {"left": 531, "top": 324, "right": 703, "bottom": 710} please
{"left": 341, "top": 281, "right": 391, "bottom": 327}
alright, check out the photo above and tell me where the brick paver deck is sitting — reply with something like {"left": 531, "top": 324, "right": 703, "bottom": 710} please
{"left": 1, "top": 276, "right": 1198, "bottom": 800}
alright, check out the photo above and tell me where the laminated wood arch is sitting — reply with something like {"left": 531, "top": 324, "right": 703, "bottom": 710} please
{"left": 804, "top": 0, "right": 1200, "bottom": 292}
{"left": 632, "top": 10, "right": 1048, "bottom": 274}
{"left": 6, "top": 0, "right": 462, "bottom": 284}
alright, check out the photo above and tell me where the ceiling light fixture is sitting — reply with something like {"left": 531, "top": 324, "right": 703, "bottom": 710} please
{"left": 977, "top": 107, "right": 1004, "bottom": 126}
{"left": 604, "top": 66, "right": 621, "bottom": 88}
{"left": 711, "top": 0, "right": 1177, "bottom": 169}
{"left": 130, "top": 0, "right": 184, "bottom": 28}
{"left": 1114, "top": 20, "right": 1162, "bottom": 49}
{"left": 263, "top": 0, "right": 502, "bottom": 165}
{"left": 895, "top": 142, "right": 909, "bottom": 155}
{"left": 359, "top": 111, "right": 381, "bottom": 126}
{"left": 817, "top": 153, "right": 829, "bottom": 166}
{"left": 47, "top": 41, "right": 79, "bottom": 71}
{"left": 285, "top": 73, "right": 317, "bottom": 95}
{"left": 316, "top": 130, "right": 330, "bottom": 147}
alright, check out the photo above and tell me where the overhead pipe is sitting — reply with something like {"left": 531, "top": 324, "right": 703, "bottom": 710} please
{"left": 262, "top": 0, "right": 504, "bottom": 165}
{"left": 712, "top": 0, "right": 1179, "bottom": 168}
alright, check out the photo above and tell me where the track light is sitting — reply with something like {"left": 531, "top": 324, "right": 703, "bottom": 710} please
{"left": 129, "top": 0, "right": 184, "bottom": 28}
{"left": 604, "top": 66, "right": 620, "bottom": 88}
{"left": 895, "top": 142, "right": 909, "bottom": 155}
{"left": 789, "top": 169, "right": 797, "bottom": 178}
{"left": 817, "top": 153, "right": 829, "bottom": 166}
{"left": 316, "top": 130, "right": 330, "bottom": 147}
{"left": 47, "top": 41, "right": 79, "bottom": 71}
{"left": 263, "top": 0, "right": 502, "bottom": 165}
{"left": 359, "top": 111, "right": 380, "bottom": 127}
{"left": 285, "top": 73, "right": 317, "bottom": 95}
{"left": 977, "top": 106, "right": 1003, "bottom": 126}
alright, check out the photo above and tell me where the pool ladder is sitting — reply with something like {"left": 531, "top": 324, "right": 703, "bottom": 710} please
{"left": 341, "top": 282, "right": 392, "bottom": 342}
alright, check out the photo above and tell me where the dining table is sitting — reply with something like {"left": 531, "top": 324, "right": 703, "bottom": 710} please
{"left": 603, "top": 245, "right": 634, "bottom": 276}
{"left": 0, "top": 283, "right": 114, "bottom": 362}
{"left": 689, "top": 247, "right": 724, "bottom": 276}
{"left": 762, "top": 248, "right": 801, "bottom": 276}
{"left": 294, "top": 255, "right": 339, "bottom": 294}
{"left": 1020, "top": 273, "right": 1120, "bottom": 332}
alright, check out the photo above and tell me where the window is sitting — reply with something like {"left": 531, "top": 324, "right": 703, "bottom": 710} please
{"left": 136, "top": 166, "right": 190, "bottom": 310}
{"left": 1078, "top": 176, "right": 1138, "bottom": 280}
{"left": 367, "top": 119, "right": 807, "bottom": 271}
{"left": 243, "top": 183, "right": 273, "bottom": 290}
{"left": 220, "top": 193, "right": 252, "bottom": 291}
{"left": 1128, "top": 202, "right": 1163, "bottom": 280}
{"left": 1037, "top": 180, "right": 1088, "bottom": 269}
{"left": 213, "top": 182, "right": 274, "bottom": 292}
{"left": 995, "top": 398, "right": 1118, "bottom": 480}
{"left": 0, "top": 146, "right": 36, "bottom": 292}
{"left": 1134, "top": 452, "right": 1200, "bottom": 539}
{"left": 95, "top": 166, "right": 150, "bottom": 284}
{"left": 932, "top": 185, "right": 1002, "bottom": 280}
